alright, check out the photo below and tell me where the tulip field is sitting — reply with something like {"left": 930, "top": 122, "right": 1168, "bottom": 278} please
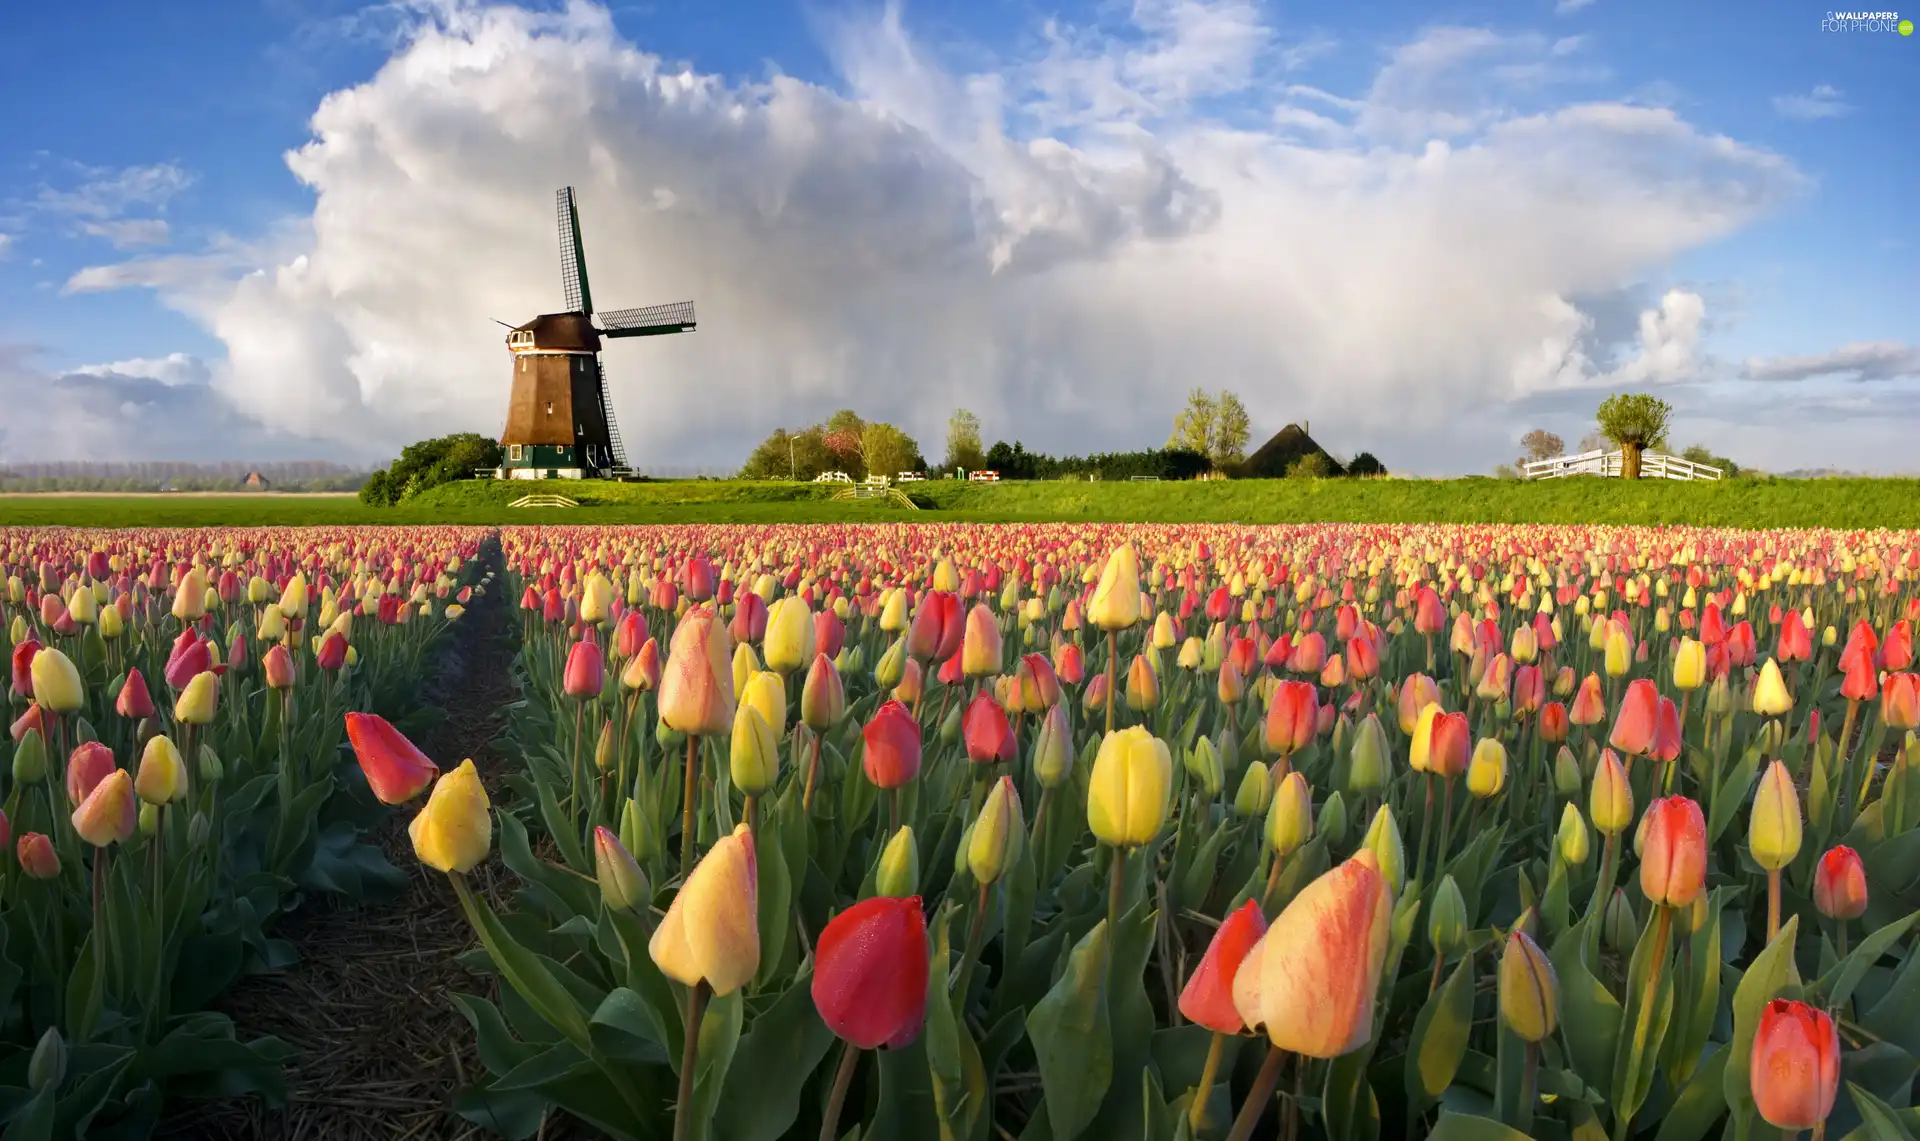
{"left": 334, "top": 521, "right": 1920, "bottom": 1141}
{"left": 14, "top": 521, "right": 1920, "bottom": 1141}
{"left": 0, "top": 527, "right": 486, "bottom": 1135}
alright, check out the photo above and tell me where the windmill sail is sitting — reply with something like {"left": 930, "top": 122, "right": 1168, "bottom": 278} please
{"left": 599, "top": 301, "right": 697, "bottom": 338}
{"left": 557, "top": 187, "right": 594, "bottom": 316}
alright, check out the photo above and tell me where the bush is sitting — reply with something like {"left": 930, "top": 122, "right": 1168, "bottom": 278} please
{"left": 1287, "top": 453, "right": 1333, "bottom": 479}
{"left": 1346, "top": 452, "right": 1387, "bottom": 477}
{"left": 361, "top": 433, "right": 502, "bottom": 507}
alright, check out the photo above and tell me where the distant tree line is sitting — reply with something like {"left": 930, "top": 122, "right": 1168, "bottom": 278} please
{"left": 360, "top": 434, "right": 502, "bottom": 505}
{"left": 0, "top": 460, "right": 368, "bottom": 492}
{"left": 980, "top": 441, "right": 1214, "bottom": 481}
{"left": 739, "top": 411, "right": 927, "bottom": 482}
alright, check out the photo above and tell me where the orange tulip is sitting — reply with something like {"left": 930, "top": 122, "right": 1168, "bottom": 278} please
{"left": 345, "top": 711, "right": 440, "bottom": 805}
{"left": 1640, "top": 796, "right": 1707, "bottom": 907}
{"left": 1750, "top": 1000, "right": 1839, "bottom": 1131}
{"left": 1608, "top": 679, "right": 1659, "bottom": 756}
{"left": 658, "top": 605, "right": 735, "bottom": 736}
{"left": 1883, "top": 672, "right": 1920, "bottom": 730}
{"left": 72, "top": 769, "right": 136, "bottom": 847}
{"left": 1232, "top": 853, "right": 1392, "bottom": 1057}
{"left": 1813, "top": 845, "right": 1868, "bottom": 920}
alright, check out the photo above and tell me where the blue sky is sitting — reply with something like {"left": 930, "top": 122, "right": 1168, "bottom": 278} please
{"left": 1, "top": 0, "right": 1915, "bottom": 472}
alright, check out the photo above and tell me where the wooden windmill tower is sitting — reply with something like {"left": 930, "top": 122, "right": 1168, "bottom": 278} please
{"left": 497, "top": 188, "right": 696, "bottom": 479}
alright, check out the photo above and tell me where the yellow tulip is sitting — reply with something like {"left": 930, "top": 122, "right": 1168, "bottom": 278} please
{"left": 29, "top": 647, "right": 84, "bottom": 713}
{"left": 1752, "top": 659, "right": 1794, "bottom": 716}
{"left": 1672, "top": 637, "right": 1706, "bottom": 691}
{"left": 1590, "top": 750, "right": 1634, "bottom": 836}
{"left": 650, "top": 823, "right": 761, "bottom": 994}
{"left": 408, "top": 759, "right": 493, "bottom": 873}
{"left": 1087, "top": 726, "right": 1173, "bottom": 847}
{"left": 278, "top": 572, "right": 309, "bottom": 619}
{"left": 1088, "top": 545, "right": 1142, "bottom": 631}
{"left": 762, "top": 597, "right": 814, "bottom": 674}
{"left": 729, "top": 705, "right": 780, "bottom": 795}
{"left": 740, "top": 671, "right": 786, "bottom": 737}
{"left": 1467, "top": 737, "right": 1507, "bottom": 798}
{"left": 135, "top": 735, "right": 187, "bottom": 805}
{"left": 173, "top": 671, "right": 219, "bottom": 725}
{"left": 1232, "top": 854, "right": 1392, "bottom": 1057}
{"left": 172, "top": 569, "right": 208, "bottom": 621}
{"left": 1748, "top": 759, "right": 1802, "bottom": 871}
{"left": 1266, "top": 769, "right": 1313, "bottom": 856}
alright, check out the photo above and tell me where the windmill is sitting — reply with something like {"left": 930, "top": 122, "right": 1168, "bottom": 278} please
{"left": 497, "top": 187, "right": 695, "bottom": 479}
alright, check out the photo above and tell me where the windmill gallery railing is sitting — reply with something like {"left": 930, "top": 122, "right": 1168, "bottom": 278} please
{"left": 1522, "top": 448, "right": 1723, "bottom": 482}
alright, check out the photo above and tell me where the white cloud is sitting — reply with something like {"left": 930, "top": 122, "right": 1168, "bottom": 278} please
{"left": 72, "top": 351, "right": 211, "bottom": 387}
{"left": 1772, "top": 85, "right": 1850, "bottom": 121}
{"left": 37, "top": 163, "right": 193, "bottom": 219}
{"left": 79, "top": 218, "right": 172, "bottom": 249}
{"left": 62, "top": 0, "right": 1868, "bottom": 474}
{"left": 1743, "top": 341, "right": 1920, "bottom": 382}
{"left": 1554, "top": 0, "right": 1597, "bottom": 14}
{"left": 0, "top": 233, "right": 11, "bottom": 260}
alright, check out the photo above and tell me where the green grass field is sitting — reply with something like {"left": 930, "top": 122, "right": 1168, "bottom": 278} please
{"left": 5, "top": 475, "right": 1920, "bottom": 529}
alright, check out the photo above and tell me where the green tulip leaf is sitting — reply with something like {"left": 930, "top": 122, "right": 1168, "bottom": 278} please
{"left": 1026, "top": 918, "right": 1114, "bottom": 1141}
{"left": 1406, "top": 954, "right": 1475, "bottom": 1103}
{"left": 716, "top": 968, "right": 836, "bottom": 1141}
{"left": 1722, "top": 914, "right": 1801, "bottom": 1138}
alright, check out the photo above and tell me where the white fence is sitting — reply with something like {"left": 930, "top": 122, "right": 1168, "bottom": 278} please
{"left": 1522, "top": 448, "right": 1722, "bottom": 482}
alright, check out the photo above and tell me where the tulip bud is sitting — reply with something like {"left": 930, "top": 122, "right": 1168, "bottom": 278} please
{"left": 17, "top": 832, "right": 59, "bottom": 879}
{"left": 1360, "top": 805, "right": 1405, "bottom": 894}
{"left": 1641, "top": 796, "right": 1708, "bottom": 907}
{"left": 1185, "top": 738, "right": 1224, "bottom": 798}
{"left": 1748, "top": 759, "right": 1803, "bottom": 871}
{"left": 188, "top": 811, "right": 210, "bottom": 848}
{"left": 174, "top": 671, "right": 219, "bottom": 725}
{"left": 1318, "top": 789, "right": 1349, "bottom": 848}
{"left": 1590, "top": 750, "right": 1634, "bottom": 835}
{"left": 13, "top": 728, "right": 47, "bottom": 784}
{"left": 1499, "top": 929, "right": 1559, "bottom": 1043}
{"left": 27, "top": 1027, "right": 65, "bottom": 1094}
{"left": 967, "top": 775, "right": 1023, "bottom": 885}
{"left": 1428, "top": 875, "right": 1469, "bottom": 958}
{"left": 408, "top": 760, "right": 493, "bottom": 873}
{"left": 1233, "top": 762, "right": 1272, "bottom": 817}
{"left": 1673, "top": 637, "right": 1707, "bottom": 691}
{"left": 1466, "top": 737, "right": 1507, "bottom": 798}
{"left": 1752, "top": 659, "right": 1794, "bottom": 716}
{"left": 874, "top": 637, "right": 908, "bottom": 689}
{"left": 1032, "top": 702, "right": 1073, "bottom": 789}
{"left": 1266, "top": 770, "right": 1313, "bottom": 857}
{"left": 72, "top": 769, "right": 137, "bottom": 847}
{"left": 1750, "top": 1000, "right": 1840, "bottom": 1131}
{"left": 1347, "top": 713, "right": 1389, "bottom": 794}
{"left": 648, "top": 823, "right": 759, "bottom": 995}
{"left": 263, "top": 644, "right": 296, "bottom": 690}
{"left": 594, "top": 826, "right": 649, "bottom": 912}
{"left": 1552, "top": 746, "right": 1582, "bottom": 797}
{"left": 136, "top": 734, "right": 187, "bottom": 805}
{"left": 29, "top": 649, "right": 83, "bottom": 714}
{"left": 1814, "top": 845, "right": 1868, "bottom": 921}
{"left": 1557, "top": 802, "right": 1591, "bottom": 865}
{"left": 729, "top": 705, "right": 781, "bottom": 796}
{"left": 875, "top": 825, "right": 919, "bottom": 898}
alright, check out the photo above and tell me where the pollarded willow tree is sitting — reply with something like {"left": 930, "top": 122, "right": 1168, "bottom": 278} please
{"left": 1595, "top": 393, "right": 1673, "bottom": 480}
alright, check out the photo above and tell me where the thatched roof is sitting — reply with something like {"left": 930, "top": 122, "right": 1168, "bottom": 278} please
{"left": 1242, "top": 422, "right": 1344, "bottom": 478}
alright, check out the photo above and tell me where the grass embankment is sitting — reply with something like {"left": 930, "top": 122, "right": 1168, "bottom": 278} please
{"left": 4, "top": 476, "right": 1920, "bottom": 529}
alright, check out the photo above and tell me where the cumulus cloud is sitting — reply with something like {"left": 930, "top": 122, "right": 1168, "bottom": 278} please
{"left": 1772, "top": 85, "right": 1850, "bottom": 121}
{"left": 0, "top": 345, "right": 327, "bottom": 464}
{"left": 59, "top": 0, "right": 1844, "bottom": 473}
{"left": 1743, "top": 341, "right": 1920, "bottom": 382}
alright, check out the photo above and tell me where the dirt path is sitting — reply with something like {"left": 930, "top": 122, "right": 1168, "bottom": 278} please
{"left": 160, "top": 535, "right": 543, "bottom": 1141}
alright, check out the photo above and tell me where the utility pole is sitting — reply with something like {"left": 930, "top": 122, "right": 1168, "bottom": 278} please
{"left": 787, "top": 431, "right": 797, "bottom": 481}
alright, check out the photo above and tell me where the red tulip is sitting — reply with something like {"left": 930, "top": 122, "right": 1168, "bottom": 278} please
{"left": 263, "top": 644, "right": 296, "bottom": 689}
{"left": 1263, "top": 680, "right": 1319, "bottom": 755}
{"left": 66, "top": 741, "right": 117, "bottom": 805}
{"left": 1650, "top": 697, "right": 1682, "bottom": 764}
{"left": 344, "top": 711, "right": 440, "bottom": 804}
{"left": 1287, "top": 632, "right": 1326, "bottom": 674}
{"left": 1841, "top": 650, "right": 1879, "bottom": 702}
{"left": 1883, "top": 621, "right": 1913, "bottom": 671}
{"left": 1608, "top": 679, "right": 1660, "bottom": 756}
{"left": 1512, "top": 665, "right": 1544, "bottom": 714}
{"left": 1640, "top": 796, "right": 1708, "bottom": 907}
{"left": 729, "top": 591, "right": 768, "bottom": 645}
{"left": 10, "top": 639, "right": 39, "bottom": 698}
{"left": 17, "top": 832, "right": 59, "bottom": 879}
{"left": 10, "top": 704, "right": 44, "bottom": 744}
{"left": 1750, "top": 1000, "right": 1839, "bottom": 1131}
{"left": 564, "top": 638, "right": 605, "bottom": 699}
{"left": 862, "top": 700, "right": 922, "bottom": 788}
{"left": 1775, "top": 610, "right": 1812, "bottom": 663}
{"left": 1178, "top": 899, "right": 1268, "bottom": 1033}
{"left": 115, "top": 668, "right": 155, "bottom": 719}
{"left": 1414, "top": 588, "right": 1445, "bottom": 634}
{"left": 1428, "top": 710, "right": 1471, "bottom": 777}
{"left": 1813, "top": 845, "right": 1868, "bottom": 920}
{"left": 164, "top": 637, "right": 212, "bottom": 689}
{"left": 908, "top": 591, "right": 963, "bottom": 662}
{"left": 1538, "top": 701, "right": 1569, "bottom": 742}
{"left": 1346, "top": 635, "right": 1379, "bottom": 681}
{"left": 316, "top": 631, "right": 348, "bottom": 671}
{"left": 1725, "top": 621, "right": 1756, "bottom": 666}
{"left": 614, "top": 611, "right": 648, "bottom": 660}
{"left": 1884, "top": 673, "right": 1920, "bottom": 730}
{"left": 962, "top": 693, "right": 1015, "bottom": 764}
{"left": 811, "top": 895, "right": 929, "bottom": 1049}
{"left": 1054, "top": 643, "right": 1085, "bottom": 685}
{"left": 813, "top": 609, "right": 846, "bottom": 660}
{"left": 1569, "top": 673, "right": 1606, "bottom": 725}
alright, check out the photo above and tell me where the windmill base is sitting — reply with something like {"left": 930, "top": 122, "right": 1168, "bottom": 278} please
{"left": 490, "top": 467, "right": 588, "bottom": 480}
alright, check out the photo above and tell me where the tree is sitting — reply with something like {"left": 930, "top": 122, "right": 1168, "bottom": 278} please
{"left": 1680, "top": 444, "right": 1740, "bottom": 478}
{"left": 861, "top": 421, "right": 922, "bottom": 479}
{"left": 359, "top": 432, "right": 501, "bottom": 506}
{"left": 944, "top": 409, "right": 985, "bottom": 474}
{"left": 739, "top": 426, "right": 835, "bottom": 480}
{"left": 1347, "top": 452, "right": 1387, "bottom": 477}
{"left": 1578, "top": 432, "right": 1608, "bottom": 454}
{"left": 1594, "top": 393, "right": 1673, "bottom": 480}
{"left": 1286, "top": 453, "right": 1333, "bottom": 479}
{"left": 1210, "top": 391, "right": 1251, "bottom": 469}
{"left": 1520, "top": 430, "right": 1564, "bottom": 462}
{"left": 1168, "top": 388, "right": 1216, "bottom": 456}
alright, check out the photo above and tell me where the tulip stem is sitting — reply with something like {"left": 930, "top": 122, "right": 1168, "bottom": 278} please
{"left": 1189, "top": 1030, "right": 1227, "bottom": 1133}
{"left": 819, "top": 1042, "right": 861, "bottom": 1141}
{"left": 1225, "top": 1045, "right": 1288, "bottom": 1141}
{"left": 681, "top": 734, "right": 700, "bottom": 876}
{"left": 1415, "top": 774, "right": 1435, "bottom": 892}
{"left": 1614, "top": 906, "right": 1673, "bottom": 1141}
{"left": 803, "top": 734, "right": 824, "bottom": 814}
{"left": 674, "top": 981, "right": 711, "bottom": 1141}
{"left": 1516, "top": 1040, "right": 1539, "bottom": 1137}
{"left": 1767, "top": 868, "right": 1782, "bottom": 944}
{"left": 954, "top": 883, "right": 989, "bottom": 1012}
{"left": 1107, "top": 845, "right": 1128, "bottom": 980}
